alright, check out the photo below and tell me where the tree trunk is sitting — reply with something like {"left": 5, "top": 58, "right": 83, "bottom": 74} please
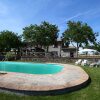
{"left": 76, "top": 43, "right": 79, "bottom": 58}
{"left": 46, "top": 46, "right": 49, "bottom": 52}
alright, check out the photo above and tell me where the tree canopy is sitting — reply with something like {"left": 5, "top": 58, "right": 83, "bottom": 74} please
{"left": 23, "top": 21, "right": 59, "bottom": 50}
{"left": 63, "top": 21, "right": 98, "bottom": 49}
{"left": 0, "top": 20, "right": 99, "bottom": 54}
{"left": 85, "top": 42, "right": 100, "bottom": 52}
{"left": 94, "top": 42, "right": 100, "bottom": 52}
{"left": 0, "top": 30, "right": 22, "bottom": 51}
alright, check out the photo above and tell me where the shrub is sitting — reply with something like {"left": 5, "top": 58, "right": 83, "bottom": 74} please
{"left": 5, "top": 52, "right": 15, "bottom": 61}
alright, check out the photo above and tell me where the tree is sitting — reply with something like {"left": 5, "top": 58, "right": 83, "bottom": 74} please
{"left": 63, "top": 21, "right": 98, "bottom": 56}
{"left": 94, "top": 42, "right": 100, "bottom": 52}
{"left": 86, "top": 42, "right": 100, "bottom": 52}
{"left": 39, "top": 21, "right": 59, "bottom": 51}
{"left": 23, "top": 24, "right": 40, "bottom": 46}
{"left": 0, "top": 30, "right": 22, "bottom": 52}
{"left": 23, "top": 21, "right": 59, "bottom": 51}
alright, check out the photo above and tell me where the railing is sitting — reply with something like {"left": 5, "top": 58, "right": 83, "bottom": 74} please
{"left": 20, "top": 52, "right": 56, "bottom": 58}
{"left": 78, "top": 55, "right": 100, "bottom": 59}
{"left": 0, "top": 51, "right": 100, "bottom": 60}
{"left": 0, "top": 59, "right": 7, "bottom": 74}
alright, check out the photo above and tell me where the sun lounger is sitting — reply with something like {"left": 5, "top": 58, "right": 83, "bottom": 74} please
{"left": 75, "top": 59, "right": 82, "bottom": 65}
{"left": 90, "top": 60, "right": 100, "bottom": 67}
{"left": 81, "top": 59, "right": 90, "bottom": 66}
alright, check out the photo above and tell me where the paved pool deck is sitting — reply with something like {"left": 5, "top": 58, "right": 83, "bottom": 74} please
{"left": 0, "top": 63, "right": 89, "bottom": 95}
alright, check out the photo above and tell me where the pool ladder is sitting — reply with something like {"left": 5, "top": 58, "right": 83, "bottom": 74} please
{"left": 0, "top": 58, "right": 7, "bottom": 74}
{"left": 2, "top": 58, "right": 7, "bottom": 61}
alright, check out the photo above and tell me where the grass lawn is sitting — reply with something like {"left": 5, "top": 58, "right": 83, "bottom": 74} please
{"left": 0, "top": 67, "right": 100, "bottom": 100}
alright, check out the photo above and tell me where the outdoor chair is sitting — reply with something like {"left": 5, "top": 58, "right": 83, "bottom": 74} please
{"left": 81, "top": 59, "right": 90, "bottom": 66}
{"left": 75, "top": 59, "right": 82, "bottom": 65}
{"left": 90, "top": 60, "right": 100, "bottom": 67}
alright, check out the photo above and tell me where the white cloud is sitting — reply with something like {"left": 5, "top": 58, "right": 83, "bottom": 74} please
{"left": 65, "top": 10, "right": 92, "bottom": 21}
{"left": 65, "top": 8, "right": 100, "bottom": 21}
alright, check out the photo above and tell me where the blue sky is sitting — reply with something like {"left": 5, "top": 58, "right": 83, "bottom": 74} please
{"left": 0, "top": 0, "right": 100, "bottom": 41}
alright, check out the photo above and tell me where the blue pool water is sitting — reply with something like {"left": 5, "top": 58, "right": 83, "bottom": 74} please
{"left": 0, "top": 62, "right": 63, "bottom": 74}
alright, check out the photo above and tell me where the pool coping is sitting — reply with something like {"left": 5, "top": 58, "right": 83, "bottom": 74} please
{"left": 0, "top": 63, "right": 90, "bottom": 95}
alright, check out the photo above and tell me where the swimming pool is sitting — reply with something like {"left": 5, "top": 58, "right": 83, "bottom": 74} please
{"left": 0, "top": 62, "right": 63, "bottom": 74}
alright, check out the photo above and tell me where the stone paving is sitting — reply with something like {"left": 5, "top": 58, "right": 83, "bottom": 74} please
{"left": 0, "top": 64, "right": 89, "bottom": 91}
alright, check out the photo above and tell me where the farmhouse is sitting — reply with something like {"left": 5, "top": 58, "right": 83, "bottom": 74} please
{"left": 21, "top": 39, "right": 77, "bottom": 58}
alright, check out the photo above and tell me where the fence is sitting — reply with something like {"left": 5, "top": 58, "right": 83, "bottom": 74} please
{"left": 0, "top": 51, "right": 100, "bottom": 62}
{"left": 20, "top": 51, "right": 57, "bottom": 58}
{"left": 78, "top": 55, "right": 100, "bottom": 59}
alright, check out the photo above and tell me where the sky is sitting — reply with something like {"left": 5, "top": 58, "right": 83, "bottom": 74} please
{"left": 0, "top": 0, "right": 100, "bottom": 41}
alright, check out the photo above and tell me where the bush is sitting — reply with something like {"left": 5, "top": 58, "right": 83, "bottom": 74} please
{"left": 5, "top": 52, "right": 15, "bottom": 61}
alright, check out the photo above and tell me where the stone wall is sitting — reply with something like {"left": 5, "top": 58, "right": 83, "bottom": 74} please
{"left": 21, "top": 57, "right": 100, "bottom": 63}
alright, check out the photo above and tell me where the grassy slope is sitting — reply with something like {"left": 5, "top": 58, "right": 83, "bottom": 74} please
{"left": 0, "top": 67, "right": 100, "bottom": 100}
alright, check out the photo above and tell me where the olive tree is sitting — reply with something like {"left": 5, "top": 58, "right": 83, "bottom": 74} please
{"left": 63, "top": 21, "right": 98, "bottom": 56}
{"left": 0, "top": 30, "right": 22, "bottom": 52}
{"left": 23, "top": 21, "right": 59, "bottom": 51}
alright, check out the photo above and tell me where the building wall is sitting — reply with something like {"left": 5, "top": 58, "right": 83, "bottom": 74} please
{"left": 48, "top": 45, "right": 77, "bottom": 57}
{"left": 22, "top": 44, "right": 77, "bottom": 58}
{"left": 61, "top": 50, "right": 77, "bottom": 57}
{"left": 48, "top": 45, "right": 61, "bottom": 56}
{"left": 61, "top": 51, "right": 70, "bottom": 57}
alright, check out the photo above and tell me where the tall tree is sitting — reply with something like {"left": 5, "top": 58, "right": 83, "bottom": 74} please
{"left": 94, "top": 42, "right": 100, "bottom": 52}
{"left": 0, "top": 30, "right": 22, "bottom": 51}
{"left": 23, "top": 24, "right": 41, "bottom": 47}
{"left": 39, "top": 21, "right": 59, "bottom": 51}
{"left": 23, "top": 21, "right": 59, "bottom": 51}
{"left": 63, "top": 21, "right": 98, "bottom": 56}
{"left": 86, "top": 42, "right": 100, "bottom": 52}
